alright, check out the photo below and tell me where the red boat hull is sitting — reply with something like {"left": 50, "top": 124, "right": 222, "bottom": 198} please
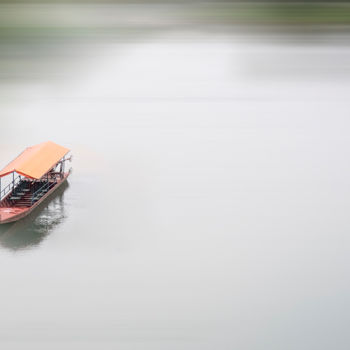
{"left": 0, "top": 173, "right": 69, "bottom": 224}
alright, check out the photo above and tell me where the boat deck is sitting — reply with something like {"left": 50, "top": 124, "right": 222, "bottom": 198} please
{"left": 1, "top": 180, "right": 52, "bottom": 208}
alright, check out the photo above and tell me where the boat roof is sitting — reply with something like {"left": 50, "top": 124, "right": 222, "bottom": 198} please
{"left": 0, "top": 141, "right": 70, "bottom": 179}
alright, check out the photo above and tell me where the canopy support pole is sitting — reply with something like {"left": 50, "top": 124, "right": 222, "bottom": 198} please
{"left": 0, "top": 176, "right": 2, "bottom": 201}
{"left": 62, "top": 157, "right": 65, "bottom": 179}
{"left": 12, "top": 172, "right": 14, "bottom": 191}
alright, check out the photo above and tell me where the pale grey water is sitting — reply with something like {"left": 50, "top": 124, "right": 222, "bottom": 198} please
{"left": 1, "top": 4, "right": 350, "bottom": 350}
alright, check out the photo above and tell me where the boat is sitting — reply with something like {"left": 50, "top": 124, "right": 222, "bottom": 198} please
{"left": 0, "top": 141, "right": 72, "bottom": 224}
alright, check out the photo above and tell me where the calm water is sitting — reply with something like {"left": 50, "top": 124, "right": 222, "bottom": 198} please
{"left": 0, "top": 4, "right": 350, "bottom": 350}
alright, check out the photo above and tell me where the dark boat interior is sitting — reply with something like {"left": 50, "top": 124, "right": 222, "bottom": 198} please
{"left": 0, "top": 179, "right": 58, "bottom": 208}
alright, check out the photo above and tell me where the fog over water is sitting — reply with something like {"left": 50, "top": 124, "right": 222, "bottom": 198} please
{"left": 0, "top": 3, "right": 350, "bottom": 349}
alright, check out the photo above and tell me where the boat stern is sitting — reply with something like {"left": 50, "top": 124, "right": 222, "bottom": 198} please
{"left": 0, "top": 207, "right": 29, "bottom": 224}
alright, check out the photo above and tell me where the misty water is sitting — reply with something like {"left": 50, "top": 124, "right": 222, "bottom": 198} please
{"left": 0, "top": 4, "right": 350, "bottom": 350}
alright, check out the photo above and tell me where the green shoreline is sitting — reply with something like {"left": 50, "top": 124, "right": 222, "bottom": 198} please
{"left": 201, "top": 3, "right": 350, "bottom": 25}
{"left": 1, "top": 2, "right": 350, "bottom": 42}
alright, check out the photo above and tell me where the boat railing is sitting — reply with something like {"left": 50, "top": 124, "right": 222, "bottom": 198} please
{"left": 0, "top": 175, "right": 21, "bottom": 201}
{"left": 31, "top": 180, "right": 57, "bottom": 205}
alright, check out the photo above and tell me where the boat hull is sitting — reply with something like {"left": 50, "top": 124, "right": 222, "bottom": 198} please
{"left": 0, "top": 173, "right": 69, "bottom": 224}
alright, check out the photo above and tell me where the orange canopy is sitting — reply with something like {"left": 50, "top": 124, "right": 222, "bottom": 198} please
{"left": 0, "top": 141, "right": 70, "bottom": 179}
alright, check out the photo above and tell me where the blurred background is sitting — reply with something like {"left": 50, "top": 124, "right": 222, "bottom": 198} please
{"left": 1, "top": 1, "right": 350, "bottom": 349}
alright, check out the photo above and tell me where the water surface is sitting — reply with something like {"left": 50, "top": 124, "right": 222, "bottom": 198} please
{"left": 0, "top": 4, "right": 350, "bottom": 350}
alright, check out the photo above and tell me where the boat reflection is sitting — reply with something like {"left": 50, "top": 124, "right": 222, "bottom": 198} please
{"left": 0, "top": 182, "right": 69, "bottom": 251}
